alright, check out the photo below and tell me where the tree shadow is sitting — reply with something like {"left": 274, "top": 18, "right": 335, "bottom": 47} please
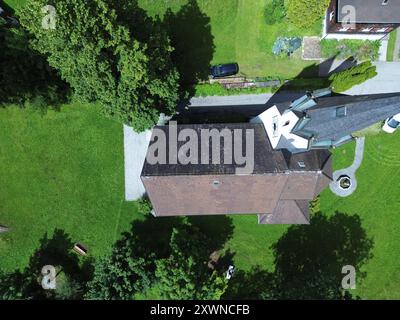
{"left": 0, "top": 229, "right": 92, "bottom": 299}
{"left": 116, "top": 212, "right": 234, "bottom": 263}
{"left": 224, "top": 211, "right": 374, "bottom": 300}
{"left": 164, "top": 0, "right": 215, "bottom": 96}
{"left": 0, "top": 17, "right": 70, "bottom": 110}
{"left": 0, "top": 0, "right": 14, "bottom": 15}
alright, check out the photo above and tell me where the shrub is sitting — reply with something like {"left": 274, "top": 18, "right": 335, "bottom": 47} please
{"left": 194, "top": 83, "right": 278, "bottom": 97}
{"left": 287, "top": 0, "right": 330, "bottom": 29}
{"left": 264, "top": 0, "right": 286, "bottom": 25}
{"left": 329, "top": 61, "right": 378, "bottom": 93}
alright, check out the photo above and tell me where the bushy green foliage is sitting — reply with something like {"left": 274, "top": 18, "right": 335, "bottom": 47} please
{"left": 19, "top": 0, "right": 180, "bottom": 132}
{"left": 264, "top": 0, "right": 286, "bottom": 25}
{"left": 329, "top": 61, "right": 377, "bottom": 93}
{"left": 155, "top": 225, "right": 227, "bottom": 300}
{"left": 287, "top": 0, "right": 330, "bottom": 29}
{"left": 85, "top": 256, "right": 153, "bottom": 300}
{"left": 321, "top": 39, "right": 381, "bottom": 61}
{"left": 85, "top": 200, "right": 228, "bottom": 300}
{"left": 85, "top": 199, "right": 154, "bottom": 300}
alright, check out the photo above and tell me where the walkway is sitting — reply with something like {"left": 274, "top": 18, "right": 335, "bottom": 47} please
{"left": 330, "top": 137, "right": 365, "bottom": 197}
{"left": 123, "top": 125, "right": 152, "bottom": 201}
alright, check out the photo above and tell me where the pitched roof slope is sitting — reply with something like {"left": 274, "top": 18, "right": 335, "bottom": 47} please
{"left": 338, "top": 0, "right": 400, "bottom": 24}
{"left": 301, "top": 93, "right": 400, "bottom": 141}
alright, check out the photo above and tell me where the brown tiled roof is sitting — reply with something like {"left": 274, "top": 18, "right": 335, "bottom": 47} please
{"left": 141, "top": 123, "right": 333, "bottom": 224}
{"left": 269, "top": 200, "right": 309, "bottom": 225}
{"left": 142, "top": 174, "right": 288, "bottom": 216}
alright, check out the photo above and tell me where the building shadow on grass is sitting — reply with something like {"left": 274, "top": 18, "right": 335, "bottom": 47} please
{"left": 175, "top": 56, "right": 357, "bottom": 124}
{"left": 0, "top": 229, "right": 92, "bottom": 299}
{"left": 224, "top": 211, "right": 373, "bottom": 300}
{"left": 264, "top": 56, "right": 357, "bottom": 109}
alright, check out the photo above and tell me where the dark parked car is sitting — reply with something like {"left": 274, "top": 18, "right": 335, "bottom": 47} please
{"left": 210, "top": 63, "right": 239, "bottom": 78}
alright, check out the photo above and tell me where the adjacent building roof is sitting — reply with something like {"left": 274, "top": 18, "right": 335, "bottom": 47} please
{"left": 337, "top": 0, "right": 400, "bottom": 24}
{"left": 299, "top": 92, "right": 400, "bottom": 142}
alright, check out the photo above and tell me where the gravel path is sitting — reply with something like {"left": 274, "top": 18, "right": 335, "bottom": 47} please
{"left": 330, "top": 137, "right": 365, "bottom": 197}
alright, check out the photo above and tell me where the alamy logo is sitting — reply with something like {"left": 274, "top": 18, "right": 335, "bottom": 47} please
{"left": 146, "top": 122, "right": 255, "bottom": 174}
{"left": 341, "top": 5, "right": 356, "bottom": 30}
{"left": 41, "top": 5, "right": 57, "bottom": 30}
{"left": 341, "top": 265, "right": 356, "bottom": 290}
{"left": 41, "top": 265, "right": 56, "bottom": 290}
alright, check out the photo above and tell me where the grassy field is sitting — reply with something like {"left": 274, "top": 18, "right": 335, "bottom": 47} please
{"left": 0, "top": 104, "right": 141, "bottom": 272}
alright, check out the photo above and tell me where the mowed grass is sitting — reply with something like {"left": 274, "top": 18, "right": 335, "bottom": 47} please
{"left": 0, "top": 104, "right": 141, "bottom": 272}
{"left": 387, "top": 29, "right": 398, "bottom": 62}
{"left": 320, "top": 131, "right": 400, "bottom": 299}
{"left": 139, "top": 0, "right": 321, "bottom": 78}
{"left": 3, "top": 0, "right": 25, "bottom": 10}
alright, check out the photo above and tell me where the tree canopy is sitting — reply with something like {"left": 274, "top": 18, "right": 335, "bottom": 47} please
{"left": 19, "top": 0, "right": 180, "bottom": 132}
{"left": 329, "top": 60, "right": 377, "bottom": 93}
{"left": 287, "top": 0, "right": 330, "bottom": 29}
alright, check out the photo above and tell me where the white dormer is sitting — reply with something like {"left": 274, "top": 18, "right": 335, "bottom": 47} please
{"left": 251, "top": 106, "right": 309, "bottom": 152}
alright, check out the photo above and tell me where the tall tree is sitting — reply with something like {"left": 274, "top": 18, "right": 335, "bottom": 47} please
{"left": 155, "top": 225, "right": 227, "bottom": 300}
{"left": 19, "top": 0, "right": 180, "bottom": 132}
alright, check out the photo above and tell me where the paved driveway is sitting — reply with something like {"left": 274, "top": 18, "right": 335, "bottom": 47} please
{"left": 345, "top": 62, "right": 400, "bottom": 95}
{"left": 124, "top": 125, "right": 152, "bottom": 201}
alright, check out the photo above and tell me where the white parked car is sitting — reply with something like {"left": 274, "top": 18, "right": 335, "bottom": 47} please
{"left": 382, "top": 113, "right": 400, "bottom": 133}
{"left": 226, "top": 265, "right": 235, "bottom": 280}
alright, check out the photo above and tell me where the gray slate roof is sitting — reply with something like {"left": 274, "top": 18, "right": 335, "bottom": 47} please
{"left": 299, "top": 93, "right": 400, "bottom": 142}
{"left": 338, "top": 0, "right": 400, "bottom": 24}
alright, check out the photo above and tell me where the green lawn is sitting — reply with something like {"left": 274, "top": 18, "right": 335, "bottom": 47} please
{"left": 0, "top": 104, "right": 141, "bottom": 272}
{"left": 387, "top": 29, "right": 398, "bottom": 62}
{"left": 3, "top": 0, "right": 400, "bottom": 299}
{"left": 320, "top": 132, "right": 400, "bottom": 299}
{"left": 139, "top": 0, "right": 322, "bottom": 78}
